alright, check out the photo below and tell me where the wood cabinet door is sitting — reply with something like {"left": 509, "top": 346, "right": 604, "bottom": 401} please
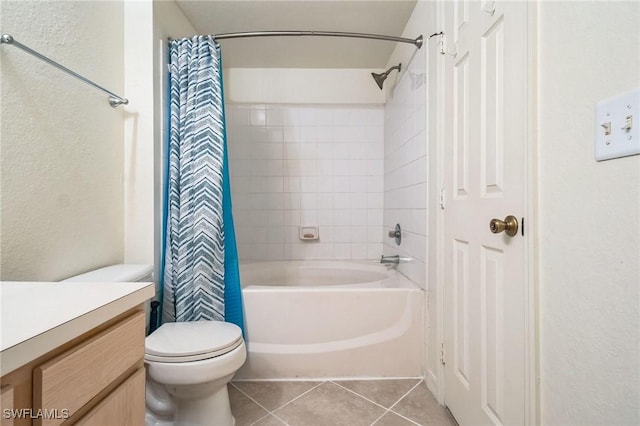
{"left": 74, "top": 368, "right": 145, "bottom": 426}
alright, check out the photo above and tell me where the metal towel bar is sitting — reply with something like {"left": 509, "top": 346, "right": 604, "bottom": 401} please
{"left": 1, "top": 34, "right": 128, "bottom": 108}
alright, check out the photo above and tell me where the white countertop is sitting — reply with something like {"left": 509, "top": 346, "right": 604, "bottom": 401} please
{"left": 0, "top": 281, "right": 155, "bottom": 376}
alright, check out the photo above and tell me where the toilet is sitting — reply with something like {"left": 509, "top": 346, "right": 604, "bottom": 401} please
{"left": 63, "top": 264, "right": 247, "bottom": 426}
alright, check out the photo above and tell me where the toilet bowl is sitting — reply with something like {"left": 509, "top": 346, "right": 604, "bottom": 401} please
{"left": 62, "top": 264, "right": 246, "bottom": 426}
{"left": 145, "top": 320, "right": 246, "bottom": 426}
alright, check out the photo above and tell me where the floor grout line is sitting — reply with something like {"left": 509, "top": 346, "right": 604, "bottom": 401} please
{"left": 387, "top": 378, "right": 424, "bottom": 413}
{"left": 234, "top": 379, "right": 439, "bottom": 426}
{"left": 387, "top": 409, "right": 423, "bottom": 426}
{"left": 369, "top": 408, "right": 391, "bottom": 426}
{"left": 269, "top": 380, "right": 326, "bottom": 414}
{"left": 330, "top": 380, "right": 395, "bottom": 412}
{"left": 270, "top": 412, "right": 290, "bottom": 426}
{"left": 230, "top": 383, "right": 273, "bottom": 424}
{"left": 369, "top": 408, "right": 423, "bottom": 426}
{"left": 248, "top": 413, "right": 271, "bottom": 426}
{"left": 330, "top": 379, "right": 423, "bottom": 426}
{"left": 384, "top": 379, "right": 429, "bottom": 426}
{"left": 267, "top": 381, "right": 327, "bottom": 426}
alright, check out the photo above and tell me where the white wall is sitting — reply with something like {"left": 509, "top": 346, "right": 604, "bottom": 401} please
{"left": 124, "top": 0, "right": 154, "bottom": 268}
{"left": 224, "top": 68, "right": 385, "bottom": 104}
{"left": 538, "top": 2, "right": 640, "bottom": 425}
{"left": 0, "top": 0, "right": 125, "bottom": 280}
{"left": 383, "top": 0, "right": 440, "bottom": 393}
{"left": 123, "top": 0, "right": 196, "bottom": 289}
{"left": 227, "top": 103, "right": 384, "bottom": 261}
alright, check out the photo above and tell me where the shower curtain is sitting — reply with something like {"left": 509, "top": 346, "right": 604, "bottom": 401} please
{"left": 162, "top": 35, "right": 244, "bottom": 332}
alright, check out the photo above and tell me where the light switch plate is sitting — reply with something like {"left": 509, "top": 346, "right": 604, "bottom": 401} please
{"left": 595, "top": 88, "right": 640, "bottom": 161}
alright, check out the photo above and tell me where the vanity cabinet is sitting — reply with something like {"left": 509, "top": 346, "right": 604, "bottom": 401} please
{"left": 1, "top": 386, "right": 15, "bottom": 426}
{"left": 0, "top": 307, "right": 146, "bottom": 426}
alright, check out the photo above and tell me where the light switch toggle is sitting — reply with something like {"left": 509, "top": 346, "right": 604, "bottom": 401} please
{"left": 601, "top": 121, "right": 612, "bottom": 135}
{"left": 621, "top": 115, "right": 632, "bottom": 131}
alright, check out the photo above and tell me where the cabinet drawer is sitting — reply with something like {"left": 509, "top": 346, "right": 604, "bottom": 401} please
{"left": 74, "top": 368, "right": 145, "bottom": 426}
{"left": 34, "top": 311, "right": 144, "bottom": 425}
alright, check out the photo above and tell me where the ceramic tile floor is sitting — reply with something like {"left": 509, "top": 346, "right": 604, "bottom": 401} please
{"left": 229, "top": 379, "right": 457, "bottom": 426}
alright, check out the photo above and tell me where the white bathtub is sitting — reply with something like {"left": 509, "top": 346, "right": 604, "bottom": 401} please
{"left": 236, "top": 261, "right": 424, "bottom": 380}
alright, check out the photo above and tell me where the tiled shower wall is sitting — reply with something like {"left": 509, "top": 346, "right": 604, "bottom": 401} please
{"left": 382, "top": 47, "right": 428, "bottom": 288}
{"left": 226, "top": 104, "right": 384, "bottom": 261}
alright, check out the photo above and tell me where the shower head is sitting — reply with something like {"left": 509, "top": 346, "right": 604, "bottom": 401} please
{"left": 371, "top": 63, "right": 402, "bottom": 90}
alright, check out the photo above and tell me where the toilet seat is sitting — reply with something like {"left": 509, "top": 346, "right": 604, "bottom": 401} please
{"left": 145, "top": 320, "right": 243, "bottom": 363}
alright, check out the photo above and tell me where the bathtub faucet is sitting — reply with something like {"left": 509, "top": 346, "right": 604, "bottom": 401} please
{"left": 380, "top": 255, "right": 400, "bottom": 265}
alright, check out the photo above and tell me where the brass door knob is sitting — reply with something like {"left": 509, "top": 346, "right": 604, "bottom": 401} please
{"left": 489, "top": 215, "right": 519, "bottom": 237}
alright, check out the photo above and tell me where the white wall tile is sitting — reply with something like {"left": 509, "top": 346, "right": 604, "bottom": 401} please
{"left": 367, "top": 243, "right": 383, "bottom": 259}
{"left": 299, "top": 106, "right": 318, "bottom": 126}
{"left": 320, "top": 226, "right": 335, "bottom": 242}
{"left": 266, "top": 108, "right": 283, "bottom": 126}
{"left": 367, "top": 226, "right": 382, "bottom": 243}
{"left": 350, "top": 243, "right": 368, "bottom": 259}
{"left": 383, "top": 50, "right": 428, "bottom": 287}
{"left": 283, "top": 127, "right": 299, "bottom": 143}
{"left": 266, "top": 142, "right": 283, "bottom": 158}
{"left": 351, "top": 226, "right": 368, "bottom": 243}
{"left": 284, "top": 210, "right": 301, "bottom": 226}
{"left": 317, "top": 193, "right": 334, "bottom": 210}
{"left": 283, "top": 177, "right": 301, "bottom": 193}
{"left": 250, "top": 109, "right": 266, "bottom": 126}
{"left": 334, "top": 210, "right": 351, "bottom": 226}
{"left": 333, "top": 227, "right": 351, "bottom": 243}
{"left": 300, "top": 193, "right": 318, "bottom": 210}
{"left": 334, "top": 243, "right": 351, "bottom": 259}
{"left": 267, "top": 177, "right": 284, "bottom": 193}
{"left": 266, "top": 244, "right": 285, "bottom": 260}
{"left": 299, "top": 127, "right": 317, "bottom": 143}
{"left": 267, "top": 210, "right": 284, "bottom": 226}
{"left": 332, "top": 108, "right": 351, "bottom": 126}
{"left": 229, "top": 103, "right": 384, "bottom": 261}
{"left": 318, "top": 210, "right": 334, "bottom": 226}
{"left": 267, "top": 227, "right": 285, "bottom": 243}
{"left": 317, "top": 108, "right": 333, "bottom": 126}
{"left": 317, "top": 126, "right": 333, "bottom": 143}
{"left": 317, "top": 243, "right": 334, "bottom": 259}
{"left": 267, "top": 160, "right": 284, "bottom": 176}
{"left": 300, "top": 176, "right": 318, "bottom": 192}
{"left": 350, "top": 193, "right": 367, "bottom": 209}
{"left": 349, "top": 176, "right": 367, "bottom": 193}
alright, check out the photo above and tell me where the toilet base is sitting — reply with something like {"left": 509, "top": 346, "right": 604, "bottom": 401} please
{"left": 173, "top": 383, "right": 235, "bottom": 426}
{"left": 146, "top": 379, "right": 236, "bottom": 426}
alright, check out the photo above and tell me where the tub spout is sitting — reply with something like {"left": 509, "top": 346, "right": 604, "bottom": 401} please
{"left": 380, "top": 255, "right": 400, "bottom": 265}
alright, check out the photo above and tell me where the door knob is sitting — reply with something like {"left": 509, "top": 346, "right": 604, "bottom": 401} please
{"left": 489, "top": 215, "right": 519, "bottom": 237}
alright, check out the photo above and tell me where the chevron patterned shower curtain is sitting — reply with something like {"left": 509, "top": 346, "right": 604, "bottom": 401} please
{"left": 162, "top": 36, "right": 244, "bottom": 331}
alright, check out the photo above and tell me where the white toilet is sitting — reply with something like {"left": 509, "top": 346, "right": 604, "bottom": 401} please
{"left": 63, "top": 264, "right": 247, "bottom": 426}
{"left": 145, "top": 320, "right": 246, "bottom": 426}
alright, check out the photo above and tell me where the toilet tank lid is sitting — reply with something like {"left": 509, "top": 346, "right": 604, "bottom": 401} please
{"left": 62, "top": 264, "right": 153, "bottom": 282}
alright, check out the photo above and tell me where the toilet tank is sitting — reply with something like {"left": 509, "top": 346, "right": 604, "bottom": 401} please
{"left": 62, "top": 264, "right": 153, "bottom": 282}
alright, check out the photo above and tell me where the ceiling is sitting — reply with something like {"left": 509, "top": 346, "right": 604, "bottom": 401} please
{"left": 175, "top": 0, "right": 418, "bottom": 69}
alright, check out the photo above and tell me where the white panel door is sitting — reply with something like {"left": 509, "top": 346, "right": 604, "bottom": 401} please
{"left": 442, "top": 1, "right": 529, "bottom": 425}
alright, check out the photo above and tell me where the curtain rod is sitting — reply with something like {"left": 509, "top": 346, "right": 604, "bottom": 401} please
{"left": 201, "top": 31, "right": 423, "bottom": 48}
{"left": 0, "top": 34, "right": 128, "bottom": 107}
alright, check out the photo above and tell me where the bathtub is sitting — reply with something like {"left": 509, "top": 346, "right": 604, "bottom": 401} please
{"left": 235, "top": 261, "right": 424, "bottom": 380}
